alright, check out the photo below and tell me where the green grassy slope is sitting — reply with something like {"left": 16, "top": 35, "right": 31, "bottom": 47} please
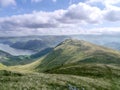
{"left": 46, "top": 64, "right": 120, "bottom": 90}
{"left": 0, "top": 63, "right": 6, "bottom": 70}
{"left": 8, "top": 57, "right": 44, "bottom": 73}
{"left": 0, "top": 70, "right": 115, "bottom": 90}
{"left": 0, "top": 39, "right": 120, "bottom": 90}
{"left": 36, "top": 39, "right": 120, "bottom": 71}
{"left": 0, "top": 64, "right": 120, "bottom": 90}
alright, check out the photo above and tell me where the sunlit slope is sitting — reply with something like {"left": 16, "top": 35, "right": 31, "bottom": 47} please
{"left": 0, "top": 70, "right": 116, "bottom": 90}
{"left": 0, "top": 63, "right": 6, "bottom": 70}
{"left": 1, "top": 63, "right": 120, "bottom": 90}
{"left": 36, "top": 39, "right": 120, "bottom": 71}
{"left": 7, "top": 58, "right": 43, "bottom": 73}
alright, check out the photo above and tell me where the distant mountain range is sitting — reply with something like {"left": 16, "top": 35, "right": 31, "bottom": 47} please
{"left": 0, "top": 35, "right": 120, "bottom": 53}
{"left": 10, "top": 40, "right": 48, "bottom": 51}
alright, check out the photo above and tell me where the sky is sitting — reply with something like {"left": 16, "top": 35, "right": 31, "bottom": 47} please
{"left": 0, "top": 0, "right": 120, "bottom": 36}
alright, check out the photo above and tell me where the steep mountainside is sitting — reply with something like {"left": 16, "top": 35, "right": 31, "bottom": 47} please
{"left": 36, "top": 39, "right": 120, "bottom": 72}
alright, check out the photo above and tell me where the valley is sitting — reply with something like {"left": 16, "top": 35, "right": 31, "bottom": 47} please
{"left": 0, "top": 38, "right": 120, "bottom": 90}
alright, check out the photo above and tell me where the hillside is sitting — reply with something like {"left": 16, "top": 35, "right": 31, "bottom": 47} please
{"left": 0, "top": 39, "right": 120, "bottom": 90}
{"left": 0, "top": 50, "right": 27, "bottom": 65}
{"left": 10, "top": 40, "right": 48, "bottom": 51}
{"left": 0, "top": 47, "right": 53, "bottom": 66}
{"left": 0, "top": 50, "right": 11, "bottom": 57}
{"left": 0, "top": 50, "right": 12, "bottom": 65}
{"left": 36, "top": 39, "right": 120, "bottom": 72}
{"left": 0, "top": 63, "right": 6, "bottom": 69}
{"left": 0, "top": 50, "right": 32, "bottom": 66}
{"left": 1, "top": 69, "right": 115, "bottom": 90}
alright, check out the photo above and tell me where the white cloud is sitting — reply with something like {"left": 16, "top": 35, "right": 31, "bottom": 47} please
{"left": 87, "top": 0, "right": 120, "bottom": 5}
{"left": 63, "top": 3, "right": 102, "bottom": 24}
{"left": 104, "top": 9, "right": 120, "bottom": 21}
{"left": 86, "top": 0, "right": 120, "bottom": 22}
{"left": 0, "top": 3, "right": 103, "bottom": 30}
{"left": 0, "top": 0, "right": 16, "bottom": 7}
{"left": 0, "top": 2, "right": 120, "bottom": 36}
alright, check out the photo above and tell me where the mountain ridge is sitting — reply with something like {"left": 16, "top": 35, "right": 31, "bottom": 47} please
{"left": 35, "top": 39, "right": 120, "bottom": 72}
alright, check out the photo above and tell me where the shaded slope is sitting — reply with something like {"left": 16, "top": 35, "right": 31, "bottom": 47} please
{"left": 11, "top": 39, "right": 48, "bottom": 51}
{"left": 0, "top": 50, "right": 12, "bottom": 65}
{"left": 36, "top": 39, "right": 120, "bottom": 71}
{"left": 0, "top": 50, "right": 32, "bottom": 66}
{"left": 45, "top": 63, "right": 120, "bottom": 78}
{"left": 0, "top": 50, "right": 11, "bottom": 57}
{"left": 30, "top": 47, "right": 53, "bottom": 59}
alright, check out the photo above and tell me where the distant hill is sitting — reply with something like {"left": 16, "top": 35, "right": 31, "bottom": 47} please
{"left": 104, "top": 42, "right": 120, "bottom": 50}
{"left": 30, "top": 47, "right": 53, "bottom": 59}
{"left": 0, "top": 50, "right": 31, "bottom": 65}
{"left": 0, "top": 47, "right": 53, "bottom": 66}
{"left": 35, "top": 39, "right": 120, "bottom": 72}
{"left": 10, "top": 40, "right": 48, "bottom": 51}
{"left": 0, "top": 50, "right": 12, "bottom": 65}
{"left": 0, "top": 50, "right": 11, "bottom": 57}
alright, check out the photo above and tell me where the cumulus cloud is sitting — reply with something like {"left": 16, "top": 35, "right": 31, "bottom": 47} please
{"left": 0, "top": 11, "right": 61, "bottom": 30}
{"left": 87, "top": 0, "right": 120, "bottom": 6}
{"left": 0, "top": 2, "right": 103, "bottom": 31}
{"left": 104, "top": 9, "right": 120, "bottom": 21}
{"left": 0, "top": 2, "right": 120, "bottom": 36}
{"left": 62, "top": 3, "right": 102, "bottom": 23}
{"left": 101, "top": 2, "right": 120, "bottom": 22}
{"left": 0, "top": 0, "right": 16, "bottom": 7}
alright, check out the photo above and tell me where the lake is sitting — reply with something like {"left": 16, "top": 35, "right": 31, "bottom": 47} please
{"left": 0, "top": 43, "right": 35, "bottom": 56}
